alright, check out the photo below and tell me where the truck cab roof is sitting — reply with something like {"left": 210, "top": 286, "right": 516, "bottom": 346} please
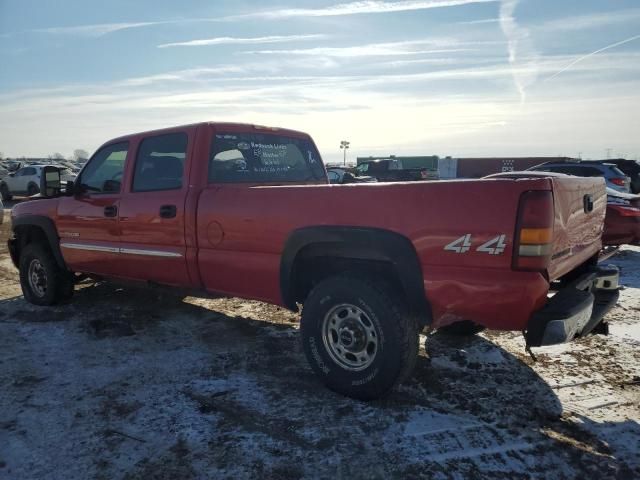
{"left": 107, "top": 122, "right": 312, "bottom": 146}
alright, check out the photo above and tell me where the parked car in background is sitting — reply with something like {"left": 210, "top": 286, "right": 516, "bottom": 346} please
{"left": 488, "top": 170, "right": 640, "bottom": 248}
{"left": 327, "top": 167, "right": 377, "bottom": 184}
{"left": 527, "top": 161, "right": 631, "bottom": 193}
{"left": 584, "top": 159, "right": 640, "bottom": 194}
{"left": 355, "top": 158, "right": 439, "bottom": 182}
{"left": 603, "top": 187, "right": 640, "bottom": 246}
{"left": 0, "top": 165, "right": 76, "bottom": 200}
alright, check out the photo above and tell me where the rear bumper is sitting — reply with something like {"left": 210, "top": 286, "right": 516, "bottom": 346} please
{"left": 525, "top": 265, "right": 619, "bottom": 347}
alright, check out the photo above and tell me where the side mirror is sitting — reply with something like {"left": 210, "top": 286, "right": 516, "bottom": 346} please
{"left": 64, "top": 180, "right": 76, "bottom": 196}
{"left": 40, "top": 166, "right": 62, "bottom": 197}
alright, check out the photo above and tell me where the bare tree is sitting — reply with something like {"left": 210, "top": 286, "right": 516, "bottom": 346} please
{"left": 73, "top": 149, "right": 89, "bottom": 161}
{"left": 52, "top": 153, "right": 64, "bottom": 160}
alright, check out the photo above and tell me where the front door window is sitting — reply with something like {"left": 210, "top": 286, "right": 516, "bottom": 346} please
{"left": 78, "top": 142, "right": 128, "bottom": 193}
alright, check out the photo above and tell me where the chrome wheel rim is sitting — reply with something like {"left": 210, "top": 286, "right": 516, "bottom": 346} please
{"left": 322, "top": 303, "right": 378, "bottom": 371}
{"left": 28, "top": 259, "right": 47, "bottom": 297}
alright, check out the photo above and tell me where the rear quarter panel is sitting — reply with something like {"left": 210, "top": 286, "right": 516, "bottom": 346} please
{"left": 195, "top": 178, "right": 555, "bottom": 330}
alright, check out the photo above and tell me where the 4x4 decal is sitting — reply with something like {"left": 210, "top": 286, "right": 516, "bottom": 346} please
{"left": 445, "top": 234, "right": 507, "bottom": 255}
{"left": 443, "top": 234, "right": 472, "bottom": 253}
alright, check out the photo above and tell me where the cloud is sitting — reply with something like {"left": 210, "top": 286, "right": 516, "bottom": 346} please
{"left": 223, "top": 0, "right": 498, "bottom": 20}
{"left": 245, "top": 45, "right": 475, "bottom": 58}
{"left": 22, "top": 0, "right": 499, "bottom": 38}
{"left": 499, "top": 0, "right": 539, "bottom": 102}
{"left": 547, "top": 34, "right": 640, "bottom": 81}
{"left": 33, "top": 21, "right": 168, "bottom": 37}
{"left": 457, "top": 18, "right": 500, "bottom": 25}
{"left": 243, "top": 38, "right": 501, "bottom": 58}
{"left": 158, "top": 34, "right": 326, "bottom": 49}
{"left": 539, "top": 8, "right": 640, "bottom": 33}
{"left": 2, "top": 49, "right": 639, "bottom": 160}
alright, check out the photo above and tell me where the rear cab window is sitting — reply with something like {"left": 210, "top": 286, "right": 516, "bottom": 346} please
{"left": 208, "top": 132, "right": 325, "bottom": 184}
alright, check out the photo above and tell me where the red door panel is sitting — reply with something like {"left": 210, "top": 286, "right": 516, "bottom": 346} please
{"left": 118, "top": 190, "right": 190, "bottom": 286}
{"left": 56, "top": 194, "right": 121, "bottom": 276}
{"left": 115, "top": 130, "right": 192, "bottom": 287}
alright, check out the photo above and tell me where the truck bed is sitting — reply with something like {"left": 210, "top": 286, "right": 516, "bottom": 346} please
{"left": 194, "top": 176, "right": 606, "bottom": 331}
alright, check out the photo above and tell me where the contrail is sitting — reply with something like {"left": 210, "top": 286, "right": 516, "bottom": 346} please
{"left": 547, "top": 33, "right": 640, "bottom": 80}
{"left": 500, "top": 0, "right": 539, "bottom": 103}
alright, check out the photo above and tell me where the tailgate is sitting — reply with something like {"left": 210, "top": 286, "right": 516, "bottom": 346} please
{"left": 548, "top": 176, "right": 606, "bottom": 280}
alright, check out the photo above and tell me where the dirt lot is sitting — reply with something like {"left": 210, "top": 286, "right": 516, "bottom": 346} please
{"left": 0, "top": 206, "right": 638, "bottom": 479}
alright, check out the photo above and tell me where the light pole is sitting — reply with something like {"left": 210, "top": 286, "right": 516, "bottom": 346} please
{"left": 340, "top": 140, "right": 350, "bottom": 166}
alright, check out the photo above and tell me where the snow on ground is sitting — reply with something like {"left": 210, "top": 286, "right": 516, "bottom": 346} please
{"left": 0, "top": 211, "right": 638, "bottom": 479}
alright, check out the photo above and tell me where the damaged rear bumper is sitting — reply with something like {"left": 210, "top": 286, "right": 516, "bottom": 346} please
{"left": 525, "top": 265, "right": 619, "bottom": 347}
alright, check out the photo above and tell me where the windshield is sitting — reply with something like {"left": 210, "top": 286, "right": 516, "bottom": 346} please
{"left": 208, "top": 132, "right": 325, "bottom": 183}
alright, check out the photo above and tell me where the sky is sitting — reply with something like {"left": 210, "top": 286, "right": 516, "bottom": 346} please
{"left": 0, "top": 0, "right": 639, "bottom": 163}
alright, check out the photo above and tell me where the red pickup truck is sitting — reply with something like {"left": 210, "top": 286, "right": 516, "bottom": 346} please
{"left": 8, "top": 122, "right": 619, "bottom": 399}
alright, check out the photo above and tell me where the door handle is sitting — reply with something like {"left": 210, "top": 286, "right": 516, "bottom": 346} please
{"left": 159, "top": 205, "right": 177, "bottom": 219}
{"left": 104, "top": 205, "right": 118, "bottom": 217}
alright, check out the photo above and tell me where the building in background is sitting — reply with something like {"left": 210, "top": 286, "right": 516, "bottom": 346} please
{"left": 454, "top": 157, "right": 576, "bottom": 178}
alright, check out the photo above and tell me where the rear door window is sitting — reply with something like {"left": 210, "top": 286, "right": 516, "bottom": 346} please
{"left": 208, "top": 132, "right": 325, "bottom": 183}
{"left": 574, "top": 166, "right": 604, "bottom": 177}
{"left": 537, "top": 165, "right": 566, "bottom": 174}
{"left": 132, "top": 133, "right": 187, "bottom": 192}
{"left": 610, "top": 166, "right": 627, "bottom": 177}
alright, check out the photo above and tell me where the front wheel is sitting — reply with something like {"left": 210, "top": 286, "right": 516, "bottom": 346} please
{"left": 301, "top": 275, "right": 419, "bottom": 400}
{"left": 27, "top": 183, "right": 40, "bottom": 197}
{"left": 19, "top": 244, "right": 74, "bottom": 306}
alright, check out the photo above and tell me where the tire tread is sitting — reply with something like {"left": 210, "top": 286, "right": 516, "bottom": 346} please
{"left": 301, "top": 273, "right": 419, "bottom": 400}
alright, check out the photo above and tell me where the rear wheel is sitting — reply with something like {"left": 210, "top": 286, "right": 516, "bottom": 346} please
{"left": 0, "top": 183, "right": 12, "bottom": 201}
{"left": 438, "top": 320, "right": 485, "bottom": 336}
{"left": 19, "top": 243, "right": 74, "bottom": 306}
{"left": 301, "top": 274, "right": 419, "bottom": 400}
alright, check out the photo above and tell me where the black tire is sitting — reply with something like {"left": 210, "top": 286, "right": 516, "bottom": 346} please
{"left": 301, "top": 274, "right": 419, "bottom": 400}
{"left": 438, "top": 320, "right": 485, "bottom": 336}
{"left": 19, "top": 243, "right": 74, "bottom": 306}
{"left": 27, "top": 183, "right": 40, "bottom": 197}
{"left": 0, "top": 183, "right": 12, "bottom": 201}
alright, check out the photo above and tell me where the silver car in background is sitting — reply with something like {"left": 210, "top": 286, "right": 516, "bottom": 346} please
{"left": 0, "top": 164, "right": 76, "bottom": 200}
{"left": 527, "top": 161, "right": 631, "bottom": 193}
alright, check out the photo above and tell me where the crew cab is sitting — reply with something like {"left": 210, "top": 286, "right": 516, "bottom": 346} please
{"left": 8, "top": 122, "right": 619, "bottom": 400}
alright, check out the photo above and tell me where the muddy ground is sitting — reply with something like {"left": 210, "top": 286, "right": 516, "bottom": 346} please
{"left": 0, "top": 205, "right": 638, "bottom": 479}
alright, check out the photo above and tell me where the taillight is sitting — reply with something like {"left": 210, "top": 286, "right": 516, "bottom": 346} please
{"left": 610, "top": 204, "right": 640, "bottom": 217}
{"left": 513, "top": 190, "right": 554, "bottom": 271}
{"left": 611, "top": 178, "right": 626, "bottom": 187}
